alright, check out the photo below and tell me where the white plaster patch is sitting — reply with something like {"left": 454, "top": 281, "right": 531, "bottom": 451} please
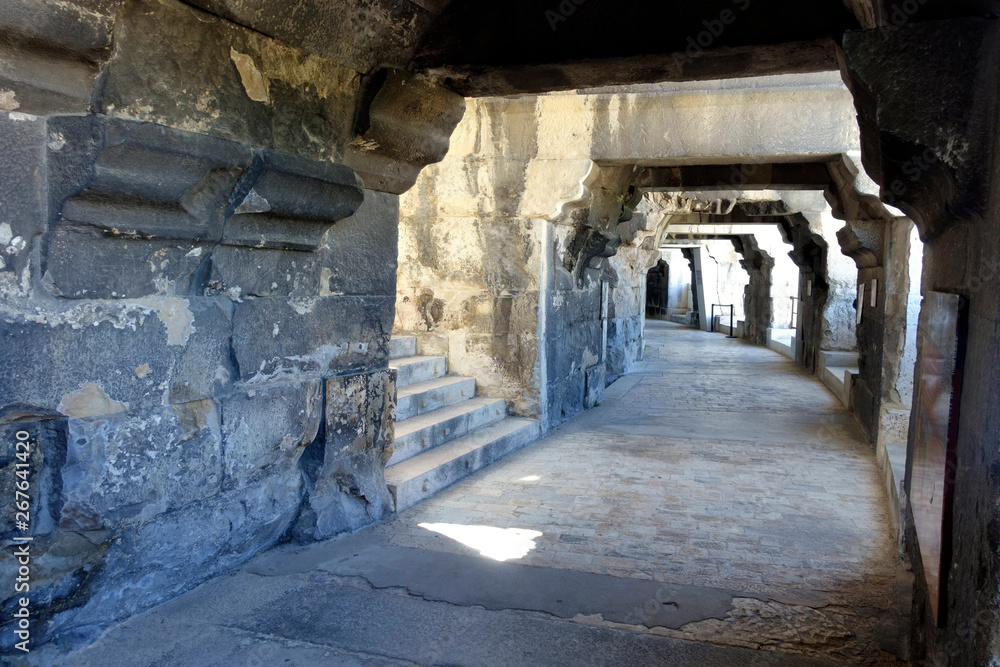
{"left": 289, "top": 298, "right": 316, "bottom": 315}
{"left": 185, "top": 247, "right": 203, "bottom": 258}
{"left": 0, "top": 223, "right": 12, "bottom": 246}
{"left": 319, "top": 268, "right": 334, "bottom": 295}
{"left": 137, "top": 296, "right": 196, "bottom": 346}
{"left": 236, "top": 188, "right": 271, "bottom": 214}
{"left": 6, "top": 236, "right": 25, "bottom": 255}
{"left": 58, "top": 382, "right": 129, "bottom": 418}
{"left": 240, "top": 342, "right": 348, "bottom": 385}
{"left": 0, "top": 90, "right": 19, "bottom": 111}
{"left": 230, "top": 48, "right": 269, "bottom": 103}
{"left": 214, "top": 365, "right": 231, "bottom": 384}
{"left": 8, "top": 112, "right": 37, "bottom": 122}
{"left": 47, "top": 132, "right": 66, "bottom": 151}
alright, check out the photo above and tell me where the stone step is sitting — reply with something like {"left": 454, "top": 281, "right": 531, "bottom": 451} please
{"left": 389, "top": 336, "right": 417, "bottom": 360}
{"left": 386, "top": 417, "right": 541, "bottom": 512}
{"left": 820, "top": 349, "right": 859, "bottom": 368}
{"left": 390, "top": 355, "right": 448, "bottom": 388}
{"left": 821, "top": 365, "right": 858, "bottom": 408}
{"left": 396, "top": 376, "right": 477, "bottom": 422}
{"left": 389, "top": 397, "right": 508, "bottom": 467}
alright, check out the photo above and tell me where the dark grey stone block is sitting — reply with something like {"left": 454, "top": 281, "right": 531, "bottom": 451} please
{"left": 207, "top": 246, "right": 321, "bottom": 298}
{"left": 317, "top": 189, "right": 399, "bottom": 297}
{"left": 167, "top": 298, "right": 236, "bottom": 404}
{"left": 0, "top": 112, "right": 46, "bottom": 278}
{"left": 0, "top": 313, "right": 173, "bottom": 417}
{"left": 60, "top": 402, "right": 223, "bottom": 530}
{"left": 220, "top": 380, "right": 322, "bottom": 489}
{"left": 46, "top": 463, "right": 303, "bottom": 641}
{"left": 43, "top": 227, "right": 210, "bottom": 299}
{"left": 295, "top": 368, "right": 395, "bottom": 541}
{"left": 231, "top": 295, "right": 393, "bottom": 383}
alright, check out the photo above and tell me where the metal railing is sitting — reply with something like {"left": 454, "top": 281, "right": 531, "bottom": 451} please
{"left": 710, "top": 304, "right": 737, "bottom": 339}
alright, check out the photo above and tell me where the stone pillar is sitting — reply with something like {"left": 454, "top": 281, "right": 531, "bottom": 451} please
{"left": 837, "top": 219, "right": 888, "bottom": 441}
{"left": 604, "top": 207, "right": 662, "bottom": 381}
{"left": 735, "top": 235, "right": 775, "bottom": 345}
{"left": 781, "top": 214, "right": 835, "bottom": 371}
{"left": 844, "top": 18, "right": 1000, "bottom": 664}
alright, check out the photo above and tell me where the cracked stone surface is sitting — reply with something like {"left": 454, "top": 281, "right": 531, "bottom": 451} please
{"left": 42, "top": 321, "right": 910, "bottom": 666}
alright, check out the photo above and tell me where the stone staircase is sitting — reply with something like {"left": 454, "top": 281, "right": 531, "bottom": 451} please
{"left": 819, "top": 350, "right": 860, "bottom": 408}
{"left": 385, "top": 336, "right": 541, "bottom": 512}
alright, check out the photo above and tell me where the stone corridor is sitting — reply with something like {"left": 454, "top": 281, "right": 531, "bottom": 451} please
{"left": 48, "top": 321, "right": 911, "bottom": 666}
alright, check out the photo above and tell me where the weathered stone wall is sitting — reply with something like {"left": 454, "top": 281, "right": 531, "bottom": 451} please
{"left": 811, "top": 212, "right": 860, "bottom": 352}
{"left": 840, "top": 217, "right": 919, "bottom": 444}
{"left": 396, "top": 97, "right": 629, "bottom": 428}
{"left": 395, "top": 98, "right": 547, "bottom": 419}
{"left": 0, "top": 115, "right": 402, "bottom": 650}
{"left": 844, "top": 19, "right": 1000, "bottom": 664}
{"left": 604, "top": 207, "right": 661, "bottom": 381}
{"left": 0, "top": 0, "right": 465, "bottom": 651}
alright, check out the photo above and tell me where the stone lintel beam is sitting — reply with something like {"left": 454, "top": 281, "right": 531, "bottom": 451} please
{"left": 663, "top": 234, "right": 741, "bottom": 244}
{"left": 637, "top": 163, "right": 833, "bottom": 192}
{"left": 421, "top": 40, "right": 841, "bottom": 98}
{"left": 710, "top": 213, "right": 791, "bottom": 225}
{"left": 667, "top": 223, "right": 784, "bottom": 237}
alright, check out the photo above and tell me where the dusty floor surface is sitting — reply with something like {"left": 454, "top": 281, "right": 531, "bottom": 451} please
{"left": 42, "top": 321, "right": 911, "bottom": 666}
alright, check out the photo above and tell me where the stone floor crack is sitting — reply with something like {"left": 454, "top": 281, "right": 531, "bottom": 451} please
{"left": 203, "top": 622, "right": 422, "bottom": 666}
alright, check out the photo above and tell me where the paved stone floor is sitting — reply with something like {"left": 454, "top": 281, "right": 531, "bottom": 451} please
{"left": 47, "top": 321, "right": 911, "bottom": 666}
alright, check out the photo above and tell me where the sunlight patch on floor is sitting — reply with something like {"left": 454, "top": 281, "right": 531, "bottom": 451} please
{"left": 419, "top": 523, "right": 543, "bottom": 561}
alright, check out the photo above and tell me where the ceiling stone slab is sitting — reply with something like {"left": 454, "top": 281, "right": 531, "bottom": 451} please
{"left": 183, "top": 0, "right": 436, "bottom": 72}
